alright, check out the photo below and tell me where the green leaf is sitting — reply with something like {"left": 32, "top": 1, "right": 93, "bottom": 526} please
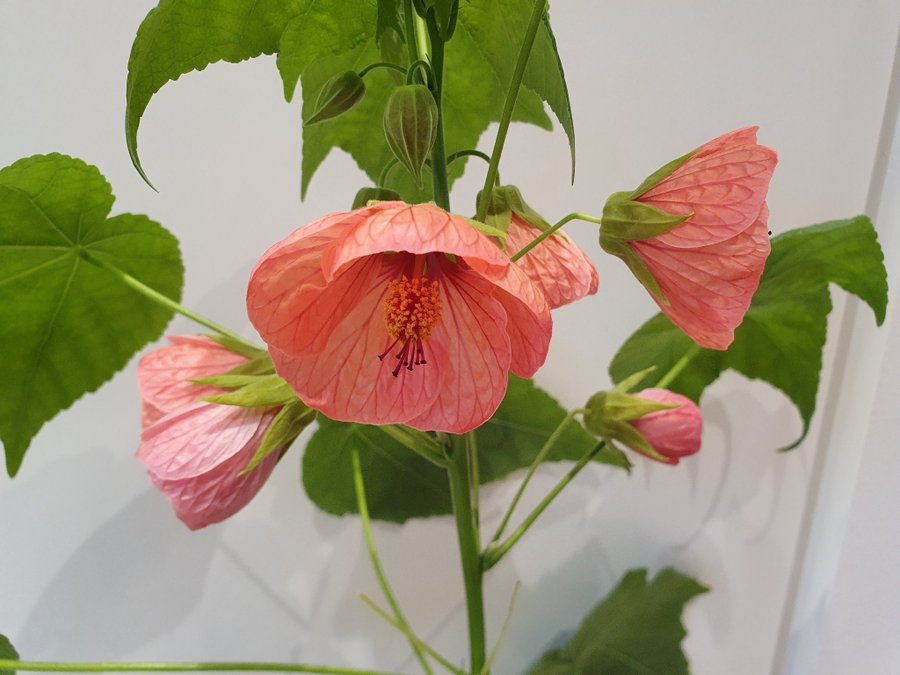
{"left": 529, "top": 568, "right": 708, "bottom": 675}
{"left": 0, "top": 633, "right": 18, "bottom": 675}
{"left": 126, "top": 0, "right": 574, "bottom": 198}
{"left": 0, "top": 154, "right": 184, "bottom": 476}
{"left": 125, "top": 0, "right": 306, "bottom": 185}
{"left": 610, "top": 216, "right": 888, "bottom": 449}
{"left": 302, "top": 375, "right": 629, "bottom": 523}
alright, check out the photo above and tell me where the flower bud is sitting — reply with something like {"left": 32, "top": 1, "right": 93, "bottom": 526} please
{"left": 304, "top": 71, "right": 366, "bottom": 126}
{"left": 383, "top": 84, "right": 438, "bottom": 187}
{"left": 351, "top": 186, "right": 402, "bottom": 209}
{"left": 583, "top": 387, "right": 701, "bottom": 465}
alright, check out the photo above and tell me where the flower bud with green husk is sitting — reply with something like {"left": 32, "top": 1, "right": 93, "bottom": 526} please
{"left": 351, "top": 186, "right": 402, "bottom": 210}
{"left": 383, "top": 84, "right": 438, "bottom": 188}
{"left": 304, "top": 71, "right": 366, "bottom": 126}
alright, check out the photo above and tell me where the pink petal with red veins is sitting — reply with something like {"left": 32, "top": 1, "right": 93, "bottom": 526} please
{"left": 632, "top": 204, "right": 771, "bottom": 350}
{"left": 148, "top": 421, "right": 280, "bottom": 530}
{"left": 406, "top": 265, "right": 511, "bottom": 433}
{"left": 138, "top": 403, "right": 277, "bottom": 480}
{"left": 321, "top": 203, "right": 509, "bottom": 279}
{"left": 246, "top": 211, "right": 373, "bottom": 355}
{"left": 506, "top": 214, "right": 599, "bottom": 309}
{"left": 640, "top": 131, "right": 777, "bottom": 249}
{"left": 269, "top": 255, "right": 443, "bottom": 426}
{"left": 137, "top": 336, "right": 247, "bottom": 420}
{"left": 693, "top": 127, "right": 760, "bottom": 155}
{"left": 474, "top": 260, "right": 551, "bottom": 378}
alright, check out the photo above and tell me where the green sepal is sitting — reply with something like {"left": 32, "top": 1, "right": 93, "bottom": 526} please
{"left": 593, "top": 443, "right": 633, "bottom": 472}
{"left": 204, "top": 334, "right": 267, "bottom": 360}
{"left": 599, "top": 236, "right": 666, "bottom": 302}
{"left": 221, "top": 354, "right": 277, "bottom": 377}
{"left": 601, "top": 198, "right": 691, "bottom": 242}
{"left": 383, "top": 84, "right": 439, "bottom": 187}
{"left": 240, "top": 400, "right": 316, "bottom": 476}
{"left": 607, "top": 426, "right": 666, "bottom": 463}
{"left": 352, "top": 186, "right": 402, "bottom": 209}
{"left": 201, "top": 373, "right": 298, "bottom": 408}
{"left": 628, "top": 149, "right": 696, "bottom": 199}
{"left": 465, "top": 217, "right": 509, "bottom": 241}
{"left": 304, "top": 71, "right": 367, "bottom": 126}
{"left": 583, "top": 391, "right": 675, "bottom": 463}
{"left": 612, "top": 366, "right": 658, "bottom": 394}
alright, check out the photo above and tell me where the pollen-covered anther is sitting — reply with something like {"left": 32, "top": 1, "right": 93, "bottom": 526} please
{"left": 379, "top": 275, "right": 442, "bottom": 376}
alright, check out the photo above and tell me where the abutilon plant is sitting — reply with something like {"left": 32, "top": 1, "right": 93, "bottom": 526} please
{"left": 0, "top": 1, "right": 890, "bottom": 675}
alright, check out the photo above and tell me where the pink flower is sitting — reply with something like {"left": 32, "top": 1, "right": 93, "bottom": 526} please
{"left": 136, "top": 336, "right": 281, "bottom": 530}
{"left": 505, "top": 213, "right": 599, "bottom": 309}
{"left": 246, "top": 202, "right": 552, "bottom": 433}
{"left": 606, "top": 127, "right": 777, "bottom": 350}
{"left": 628, "top": 388, "right": 702, "bottom": 465}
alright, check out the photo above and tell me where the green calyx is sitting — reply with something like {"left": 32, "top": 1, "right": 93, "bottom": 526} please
{"left": 383, "top": 84, "right": 439, "bottom": 188}
{"left": 412, "top": 0, "right": 460, "bottom": 40}
{"left": 582, "top": 390, "right": 676, "bottom": 463}
{"left": 239, "top": 401, "right": 317, "bottom": 476}
{"left": 475, "top": 184, "right": 555, "bottom": 247}
{"left": 352, "top": 186, "right": 402, "bottom": 209}
{"left": 304, "top": 71, "right": 367, "bottom": 126}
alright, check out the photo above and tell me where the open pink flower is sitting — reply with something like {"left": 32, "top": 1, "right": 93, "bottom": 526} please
{"left": 506, "top": 213, "right": 599, "bottom": 309}
{"left": 137, "top": 336, "right": 281, "bottom": 530}
{"left": 629, "top": 388, "right": 702, "bottom": 465}
{"left": 606, "top": 127, "right": 777, "bottom": 350}
{"left": 247, "top": 202, "right": 552, "bottom": 433}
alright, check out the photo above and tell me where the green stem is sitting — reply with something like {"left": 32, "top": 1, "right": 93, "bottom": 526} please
{"left": 425, "top": 13, "right": 450, "bottom": 211}
{"left": 358, "top": 62, "right": 407, "bottom": 78}
{"left": 447, "top": 436, "right": 487, "bottom": 672}
{"left": 655, "top": 344, "right": 702, "bottom": 389}
{"left": 483, "top": 441, "right": 607, "bottom": 571}
{"left": 475, "top": 0, "right": 548, "bottom": 223}
{"left": 467, "top": 431, "right": 481, "bottom": 546}
{"left": 510, "top": 212, "right": 603, "bottom": 263}
{"left": 352, "top": 452, "right": 434, "bottom": 675}
{"left": 0, "top": 662, "right": 395, "bottom": 675}
{"left": 360, "top": 595, "right": 464, "bottom": 675}
{"left": 446, "top": 150, "right": 492, "bottom": 169}
{"left": 380, "top": 425, "right": 448, "bottom": 467}
{"left": 489, "top": 410, "right": 585, "bottom": 545}
{"left": 83, "top": 252, "right": 258, "bottom": 352}
{"left": 479, "top": 583, "right": 521, "bottom": 675}
{"left": 403, "top": 0, "right": 420, "bottom": 73}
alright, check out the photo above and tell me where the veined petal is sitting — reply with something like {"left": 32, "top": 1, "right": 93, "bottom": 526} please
{"left": 506, "top": 214, "right": 599, "bottom": 309}
{"left": 640, "top": 131, "right": 777, "bottom": 248}
{"left": 269, "top": 255, "right": 443, "bottom": 426}
{"left": 137, "top": 336, "right": 247, "bottom": 420}
{"left": 632, "top": 204, "right": 771, "bottom": 350}
{"left": 138, "top": 403, "right": 277, "bottom": 480}
{"left": 321, "top": 203, "right": 509, "bottom": 280}
{"left": 406, "top": 265, "right": 511, "bottom": 433}
{"left": 477, "top": 261, "right": 551, "bottom": 378}
{"left": 148, "top": 423, "right": 280, "bottom": 530}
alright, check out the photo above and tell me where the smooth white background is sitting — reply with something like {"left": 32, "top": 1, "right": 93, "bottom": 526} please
{"left": 1, "top": 2, "right": 898, "bottom": 674}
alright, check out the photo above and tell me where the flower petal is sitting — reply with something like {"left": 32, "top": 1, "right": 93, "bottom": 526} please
{"left": 640, "top": 129, "right": 777, "bottom": 248}
{"left": 631, "top": 204, "right": 771, "bottom": 350}
{"left": 137, "top": 336, "right": 247, "bottom": 422}
{"left": 478, "top": 261, "right": 551, "bottom": 378}
{"left": 506, "top": 214, "right": 599, "bottom": 309}
{"left": 137, "top": 403, "right": 277, "bottom": 480}
{"left": 148, "top": 426, "right": 280, "bottom": 530}
{"left": 321, "top": 203, "right": 509, "bottom": 279}
{"left": 406, "top": 264, "right": 511, "bottom": 433}
{"left": 269, "top": 255, "right": 444, "bottom": 426}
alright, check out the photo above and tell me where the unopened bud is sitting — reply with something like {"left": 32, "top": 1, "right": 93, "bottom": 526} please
{"left": 383, "top": 84, "right": 438, "bottom": 188}
{"left": 304, "top": 71, "right": 366, "bottom": 126}
{"left": 351, "top": 186, "right": 402, "bottom": 210}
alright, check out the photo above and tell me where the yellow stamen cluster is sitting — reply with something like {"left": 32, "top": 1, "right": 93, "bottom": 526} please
{"left": 384, "top": 275, "right": 442, "bottom": 341}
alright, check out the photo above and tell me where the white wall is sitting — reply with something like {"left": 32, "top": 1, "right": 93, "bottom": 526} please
{"left": 1, "top": 2, "right": 898, "bottom": 674}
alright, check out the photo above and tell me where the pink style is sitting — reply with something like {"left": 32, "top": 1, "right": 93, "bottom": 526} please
{"left": 629, "top": 388, "right": 702, "bottom": 465}
{"left": 632, "top": 127, "right": 777, "bottom": 350}
{"left": 137, "top": 336, "right": 281, "bottom": 530}
{"left": 247, "top": 202, "right": 553, "bottom": 434}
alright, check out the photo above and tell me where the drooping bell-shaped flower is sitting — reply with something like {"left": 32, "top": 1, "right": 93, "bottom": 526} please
{"left": 600, "top": 127, "right": 777, "bottom": 350}
{"left": 246, "top": 201, "right": 552, "bottom": 433}
{"left": 136, "top": 336, "right": 282, "bottom": 530}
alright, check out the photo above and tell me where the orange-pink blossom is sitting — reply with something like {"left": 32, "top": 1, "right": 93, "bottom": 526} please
{"left": 136, "top": 336, "right": 280, "bottom": 530}
{"left": 621, "top": 127, "right": 777, "bottom": 350}
{"left": 246, "top": 202, "right": 552, "bottom": 433}
{"left": 629, "top": 388, "right": 702, "bottom": 465}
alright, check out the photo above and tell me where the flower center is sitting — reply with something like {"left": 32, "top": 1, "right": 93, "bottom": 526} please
{"left": 379, "top": 275, "right": 442, "bottom": 376}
